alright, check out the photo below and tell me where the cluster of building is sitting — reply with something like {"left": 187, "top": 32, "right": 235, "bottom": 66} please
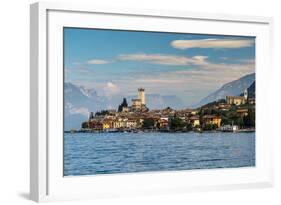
{"left": 83, "top": 88, "right": 222, "bottom": 132}
{"left": 85, "top": 108, "right": 222, "bottom": 132}
{"left": 81, "top": 87, "right": 255, "bottom": 132}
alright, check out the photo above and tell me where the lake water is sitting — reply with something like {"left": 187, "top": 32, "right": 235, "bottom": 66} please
{"left": 64, "top": 132, "right": 255, "bottom": 176}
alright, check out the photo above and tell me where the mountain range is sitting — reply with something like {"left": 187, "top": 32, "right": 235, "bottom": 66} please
{"left": 196, "top": 73, "right": 255, "bottom": 107}
{"left": 64, "top": 83, "right": 184, "bottom": 130}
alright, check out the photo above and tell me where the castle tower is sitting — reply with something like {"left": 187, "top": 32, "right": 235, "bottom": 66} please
{"left": 138, "top": 88, "right": 145, "bottom": 105}
{"left": 244, "top": 89, "right": 248, "bottom": 101}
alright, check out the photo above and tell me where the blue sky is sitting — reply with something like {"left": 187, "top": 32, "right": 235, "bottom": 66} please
{"left": 64, "top": 27, "right": 255, "bottom": 106}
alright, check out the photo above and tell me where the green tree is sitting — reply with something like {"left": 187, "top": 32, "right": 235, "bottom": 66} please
{"left": 203, "top": 123, "right": 218, "bottom": 131}
{"left": 221, "top": 116, "right": 231, "bottom": 125}
{"left": 169, "top": 117, "right": 186, "bottom": 130}
{"left": 95, "top": 110, "right": 109, "bottom": 116}
{"left": 243, "top": 109, "right": 255, "bottom": 128}
{"left": 81, "top": 121, "right": 88, "bottom": 129}
{"left": 118, "top": 98, "right": 128, "bottom": 112}
{"left": 142, "top": 118, "right": 155, "bottom": 129}
{"left": 156, "top": 122, "right": 161, "bottom": 129}
{"left": 199, "top": 112, "right": 204, "bottom": 126}
{"left": 89, "top": 112, "right": 94, "bottom": 120}
{"left": 237, "top": 117, "right": 244, "bottom": 128}
{"left": 186, "top": 122, "right": 193, "bottom": 131}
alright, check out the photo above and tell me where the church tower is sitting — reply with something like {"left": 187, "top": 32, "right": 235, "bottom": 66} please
{"left": 244, "top": 89, "right": 248, "bottom": 101}
{"left": 138, "top": 88, "right": 145, "bottom": 105}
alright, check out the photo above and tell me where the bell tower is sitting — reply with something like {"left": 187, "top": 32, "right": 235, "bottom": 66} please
{"left": 244, "top": 89, "right": 248, "bottom": 101}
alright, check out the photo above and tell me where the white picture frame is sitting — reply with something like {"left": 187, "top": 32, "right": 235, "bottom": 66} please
{"left": 30, "top": 2, "right": 274, "bottom": 202}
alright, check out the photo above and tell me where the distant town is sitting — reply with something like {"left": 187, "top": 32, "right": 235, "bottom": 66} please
{"left": 69, "top": 87, "right": 255, "bottom": 133}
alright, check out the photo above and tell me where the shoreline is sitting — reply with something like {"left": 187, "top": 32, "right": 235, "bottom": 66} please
{"left": 64, "top": 128, "right": 255, "bottom": 134}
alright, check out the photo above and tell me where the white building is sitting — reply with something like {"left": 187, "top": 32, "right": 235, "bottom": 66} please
{"left": 244, "top": 88, "right": 248, "bottom": 101}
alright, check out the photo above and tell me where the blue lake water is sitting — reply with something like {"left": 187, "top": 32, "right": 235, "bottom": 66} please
{"left": 63, "top": 132, "right": 255, "bottom": 176}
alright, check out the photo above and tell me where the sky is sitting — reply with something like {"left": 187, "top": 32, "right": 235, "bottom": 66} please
{"left": 64, "top": 27, "right": 255, "bottom": 106}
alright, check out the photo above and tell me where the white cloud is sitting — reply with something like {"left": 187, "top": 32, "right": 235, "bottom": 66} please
{"left": 66, "top": 103, "right": 90, "bottom": 117}
{"left": 86, "top": 59, "right": 110, "bottom": 64}
{"left": 113, "top": 57, "right": 255, "bottom": 105}
{"left": 103, "top": 82, "right": 120, "bottom": 96}
{"left": 118, "top": 53, "right": 208, "bottom": 66}
{"left": 171, "top": 38, "right": 255, "bottom": 50}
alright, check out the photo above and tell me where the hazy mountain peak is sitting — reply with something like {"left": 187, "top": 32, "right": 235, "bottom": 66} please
{"left": 196, "top": 73, "right": 255, "bottom": 107}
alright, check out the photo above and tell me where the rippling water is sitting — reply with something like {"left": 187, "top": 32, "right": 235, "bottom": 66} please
{"left": 64, "top": 132, "right": 255, "bottom": 176}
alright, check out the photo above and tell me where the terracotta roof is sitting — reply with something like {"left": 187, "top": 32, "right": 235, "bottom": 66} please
{"left": 203, "top": 115, "right": 221, "bottom": 119}
{"left": 237, "top": 109, "right": 248, "bottom": 112}
{"left": 189, "top": 115, "right": 199, "bottom": 120}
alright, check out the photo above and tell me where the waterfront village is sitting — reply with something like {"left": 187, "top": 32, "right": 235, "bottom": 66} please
{"left": 78, "top": 88, "right": 255, "bottom": 133}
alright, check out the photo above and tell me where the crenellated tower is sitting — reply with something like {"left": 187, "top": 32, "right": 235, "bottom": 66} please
{"left": 138, "top": 88, "right": 145, "bottom": 105}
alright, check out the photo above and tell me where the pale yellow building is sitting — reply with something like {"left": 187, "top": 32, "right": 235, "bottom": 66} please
{"left": 191, "top": 110, "right": 198, "bottom": 115}
{"left": 189, "top": 115, "right": 200, "bottom": 127}
{"left": 130, "top": 88, "right": 147, "bottom": 111}
{"left": 102, "top": 120, "right": 112, "bottom": 130}
{"left": 226, "top": 96, "right": 246, "bottom": 105}
{"left": 126, "top": 119, "right": 137, "bottom": 128}
{"left": 113, "top": 118, "right": 126, "bottom": 129}
{"left": 203, "top": 115, "right": 222, "bottom": 127}
{"left": 131, "top": 99, "right": 142, "bottom": 110}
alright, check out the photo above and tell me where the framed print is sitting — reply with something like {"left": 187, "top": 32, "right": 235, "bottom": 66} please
{"left": 30, "top": 2, "right": 274, "bottom": 202}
